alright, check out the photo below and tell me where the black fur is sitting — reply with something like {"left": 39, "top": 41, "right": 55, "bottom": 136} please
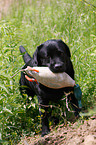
{"left": 19, "top": 39, "right": 80, "bottom": 136}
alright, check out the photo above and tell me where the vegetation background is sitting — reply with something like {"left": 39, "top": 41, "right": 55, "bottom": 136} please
{"left": 0, "top": 0, "right": 96, "bottom": 144}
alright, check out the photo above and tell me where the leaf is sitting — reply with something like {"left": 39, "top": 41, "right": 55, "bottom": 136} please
{"left": 0, "top": 140, "right": 8, "bottom": 144}
{"left": 3, "top": 107, "right": 13, "bottom": 114}
{"left": 0, "top": 84, "right": 9, "bottom": 94}
{"left": 0, "top": 74, "right": 10, "bottom": 80}
{"left": 31, "top": 103, "right": 35, "bottom": 108}
{"left": 39, "top": 108, "right": 45, "bottom": 113}
{"left": 90, "top": 50, "right": 96, "bottom": 56}
{"left": 4, "top": 49, "right": 11, "bottom": 53}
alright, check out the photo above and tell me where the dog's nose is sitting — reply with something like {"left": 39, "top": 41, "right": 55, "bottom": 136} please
{"left": 54, "top": 64, "right": 63, "bottom": 69}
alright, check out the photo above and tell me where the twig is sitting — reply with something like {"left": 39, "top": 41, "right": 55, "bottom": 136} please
{"left": 11, "top": 68, "right": 28, "bottom": 78}
{"left": 24, "top": 140, "right": 29, "bottom": 145}
{"left": 82, "top": 0, "right": 96, "bottom": 8}
{"left": 11, "top": 69, "right": 23, "bottom": 78}
{"left": 39, "top": 92, "right": 75, "bottom": 113}
{"left": 64, "top": 92, "right": 74, "bottom": 112}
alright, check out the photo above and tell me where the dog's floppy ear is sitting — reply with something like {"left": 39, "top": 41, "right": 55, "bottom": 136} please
{"left": 58, "top": 39, "right": 71, "bottom": 57}
{"left": 33, "top": 44, "right": 44, "bottom": 65}
{"left": 33, "top": 49, "right": 38, "bottom": 65}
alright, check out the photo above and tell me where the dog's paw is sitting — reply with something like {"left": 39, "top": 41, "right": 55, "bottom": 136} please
{"left": 41, "top": 130, "right": 50, "bottom": 137}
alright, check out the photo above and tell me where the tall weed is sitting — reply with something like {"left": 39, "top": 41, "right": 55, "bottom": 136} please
{"left": 0, "top": 0, "right": 96, "bottom": 144}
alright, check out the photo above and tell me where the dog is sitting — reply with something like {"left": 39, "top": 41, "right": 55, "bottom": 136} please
{"left": 19, "top": 39, "right": 81, "bottom": 136}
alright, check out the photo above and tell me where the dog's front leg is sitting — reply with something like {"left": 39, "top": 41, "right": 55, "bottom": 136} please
{"left": 41, "top": 106, "right": 50, "bottom": 137}
{"left": 37, "top": 96, "right": 50, "bottom": 137}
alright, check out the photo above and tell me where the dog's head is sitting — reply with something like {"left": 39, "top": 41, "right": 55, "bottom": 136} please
{"left": 33, "top": 39, "right": 71, "bottom": 73}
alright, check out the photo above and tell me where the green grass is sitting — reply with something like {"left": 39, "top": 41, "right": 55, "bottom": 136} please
{"left": 0, "top": 0, "right": 96, "bottom": 144}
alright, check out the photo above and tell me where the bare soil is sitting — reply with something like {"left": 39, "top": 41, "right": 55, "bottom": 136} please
{"left": 18, "top": 117, "right": 96, "bottom": 145}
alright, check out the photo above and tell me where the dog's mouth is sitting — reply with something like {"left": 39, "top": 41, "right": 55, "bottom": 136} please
{"left": 49, "top": 64, "right": 66, "bottom": 73}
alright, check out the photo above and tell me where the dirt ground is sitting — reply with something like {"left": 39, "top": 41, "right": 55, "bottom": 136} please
{"left": 18, "top": 116, "right": 96, "bottom": 145}
{"left": 1, "top": 1, "right": 96, "bottom": 145}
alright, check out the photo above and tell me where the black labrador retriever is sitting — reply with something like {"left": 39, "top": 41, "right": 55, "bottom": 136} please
{"left": 19, "top": 39, "right": 81, "bottom": 136}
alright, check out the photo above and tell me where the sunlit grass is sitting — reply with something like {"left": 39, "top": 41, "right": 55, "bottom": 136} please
{"left": 0, "top": 0, "right": 96, "bottom": 144}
